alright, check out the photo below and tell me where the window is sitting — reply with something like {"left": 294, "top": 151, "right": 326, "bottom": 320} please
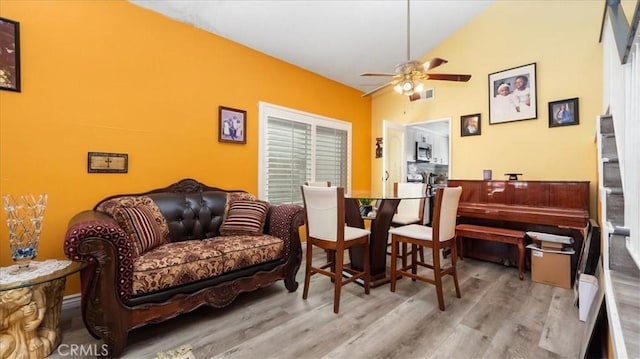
{"left": 258, "top": 102, "right": 351, "bottom": 205}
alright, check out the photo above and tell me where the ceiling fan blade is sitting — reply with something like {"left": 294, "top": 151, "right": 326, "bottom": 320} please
{"left": 362, "top": 81, "right": 393, "bottom": 97}
{"left": 422, "top": 57, "right": 448, "bottom": 71}
{"left": 427, "top": 73, "right": 472, "bottom": 82}
{"left": 360, "top": 72, "right": 396, "bottom": 77}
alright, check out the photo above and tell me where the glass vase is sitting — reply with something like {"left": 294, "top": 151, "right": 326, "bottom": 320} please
{"left": 3, "top": 194, "right": 48, "bottom": 273}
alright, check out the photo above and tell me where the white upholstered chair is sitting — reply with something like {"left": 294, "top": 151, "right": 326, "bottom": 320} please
{"left": 300, "top": 185, "right": 371, "bottom": 313}
{"left": 304, "top": 181, "right": 331, "bottom": 187}
{"left": 389, "top": 182, "right": 427, "bottom": 266}
{"left": 391, "top": 182, "right": 427, "bottom": 226}
{"left": 388, "top": 186, "right": 462, "bottom": 311}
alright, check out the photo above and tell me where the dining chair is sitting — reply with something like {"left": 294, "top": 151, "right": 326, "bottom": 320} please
{"left": 304, "top": 181, "right": 331, "bottom": 187}
{"left": 389, "top": 182, "right": 427, "bottom": 267}
{"left": 300, "top": 185, "right": 371, "bottom": 313}
{"left": 388, "top": 186, "right": 462, "bottom": 311}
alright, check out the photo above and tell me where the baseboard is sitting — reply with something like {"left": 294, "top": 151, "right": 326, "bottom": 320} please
{"left": 62, "top": 293, "right": 82, "bottom": 311}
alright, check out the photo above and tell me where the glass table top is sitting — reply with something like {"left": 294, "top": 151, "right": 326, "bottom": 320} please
{"left": 0, "top": 260, "right": 85, "bottom": 291}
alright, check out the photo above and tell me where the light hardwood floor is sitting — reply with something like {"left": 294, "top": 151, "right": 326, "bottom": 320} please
{"left": 51, "top": 250, "right": 587, "bottom": 358}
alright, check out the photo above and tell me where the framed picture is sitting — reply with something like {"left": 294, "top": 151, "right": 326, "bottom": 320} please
{"left": 87, "top": 152, "right": 128, "bottom": 173}
{"left": 549, "top": 97, "right": 579, "bottom": 127}
{"left": 0, "top": 17, "right": 20, "bottom": 92}
{"left": 218, "top": 106, "right": 246, "bottom": 144}
{"left": 461, "top": 113, "right": 481, "bottom": 137}
{"left": 488, "top": 63, "right": 537, "bottom": 124}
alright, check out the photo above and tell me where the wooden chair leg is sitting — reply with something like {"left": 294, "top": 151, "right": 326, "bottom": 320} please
{"left": 411, "top": 243, "right": 418, "bottom": 281}
{"left": 333, "top": 246, "right": 344, "bottom": 313}
{"left": 303, "top": 242, "right": 313, "bottom": 299}
{"left": 390, "top": 236, "right": 398, "bottom": 292}
{"left": 433, "top": 247, "right": 445, "bottom": 311}
{"left": 450, "top": 240, "right": 461, "bottom": 299}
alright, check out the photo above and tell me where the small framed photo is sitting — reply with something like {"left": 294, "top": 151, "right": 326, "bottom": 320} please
{"left": 461, "top": 113, "right": 481, "bottom": 137}
{"left": 218, "top": 106, "right": 246, "bottom": 144}
{"left": 488, "top": 63, "right": 537, "bottom": 125}
{"left": 548, "top": 98, "right": 579, "bottom": 127}
{"left": 0, "top": 17, "right": 21, "bottom": 92}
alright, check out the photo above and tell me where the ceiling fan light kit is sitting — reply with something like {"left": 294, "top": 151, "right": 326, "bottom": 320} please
{"left": 360, "top": 0, "right": 471, "bottom": 97}
{"left": 394, "top": 79, "right": 424, "bottom": 96}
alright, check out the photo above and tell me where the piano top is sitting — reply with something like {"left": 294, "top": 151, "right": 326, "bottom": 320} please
{"left": 448, "top": 179, "right": 590, "bottom": 228}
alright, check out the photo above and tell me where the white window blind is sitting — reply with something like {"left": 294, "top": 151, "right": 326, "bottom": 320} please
{"left": 258, "top": 102, "right": 352, "bottom": 205}
{"left": 265, "top": 117, "right": 311, "bottom": 205}
{"left": 315, "top": 126, "right": 348, "bottom": 187}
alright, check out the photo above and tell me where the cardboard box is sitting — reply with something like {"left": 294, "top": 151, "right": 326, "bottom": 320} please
{"left": 529, "top": 245, "right": 573, "bottom": 289}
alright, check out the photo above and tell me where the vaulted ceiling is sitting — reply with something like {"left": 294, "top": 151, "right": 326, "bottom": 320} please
{"left": 130, "top": 0, "right": 494, "bottom": 95}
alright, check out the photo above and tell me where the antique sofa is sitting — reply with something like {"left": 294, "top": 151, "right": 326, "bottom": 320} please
{"left": 63, "top": 179, "right": 304, "bottom": 357}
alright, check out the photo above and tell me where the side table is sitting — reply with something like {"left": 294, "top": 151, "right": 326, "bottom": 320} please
{"left": 0, "top": 260, "right": 85, "bottom": 359}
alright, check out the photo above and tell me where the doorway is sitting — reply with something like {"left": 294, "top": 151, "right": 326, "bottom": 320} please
{"left": 382, "top": 117, "right": 451, "bottom": 194}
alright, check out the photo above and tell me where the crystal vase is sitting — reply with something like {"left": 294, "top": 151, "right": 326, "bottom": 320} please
{"left": 3, "top": 194, "right": 48, "bottom": 273}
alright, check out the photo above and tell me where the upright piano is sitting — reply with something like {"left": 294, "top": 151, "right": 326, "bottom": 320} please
{"left": 447, "top": 179, "right": 590, "bottom": 283}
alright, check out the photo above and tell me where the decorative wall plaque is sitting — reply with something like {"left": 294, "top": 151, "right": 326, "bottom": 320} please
{"left": 87, "top": 152, "right": 128, "bottom": 173}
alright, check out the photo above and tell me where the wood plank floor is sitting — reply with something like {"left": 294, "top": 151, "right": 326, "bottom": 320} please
{"left": 51, "top": 250, "right": 587, "bottom": 358}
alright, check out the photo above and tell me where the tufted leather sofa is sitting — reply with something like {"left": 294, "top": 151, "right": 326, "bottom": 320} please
{"left": 63, "top": 179, "right": 304, "bottom": 357}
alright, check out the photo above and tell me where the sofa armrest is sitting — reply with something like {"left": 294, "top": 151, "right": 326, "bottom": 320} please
{"left": 63, "top": 210, "right": 134, "bottom": 303}
{"left": 268, "top": 204, "right": 304, "bottom": 257}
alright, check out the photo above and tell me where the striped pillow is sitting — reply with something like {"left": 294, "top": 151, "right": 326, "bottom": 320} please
{"left": 220, "top": 200, "right": 270, "bottom": 236}
{"left": 113, "top": 205, "right": 169, "bottom": 256}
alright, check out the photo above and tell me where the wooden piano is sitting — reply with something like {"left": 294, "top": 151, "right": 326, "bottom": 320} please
{"left": 447, "top": 179, "right": 590, "bottom": 284}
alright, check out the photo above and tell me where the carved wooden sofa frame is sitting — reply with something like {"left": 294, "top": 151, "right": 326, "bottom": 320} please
{"left": 63, "top": 179, "right": 304, "bottom": 357}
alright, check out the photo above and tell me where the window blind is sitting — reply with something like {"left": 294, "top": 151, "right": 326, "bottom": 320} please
{"left": 265, "top": 116, "right": 311, "bottom": 205}
{"left": 259, "top": 102, "right": 351, "bottom": 205}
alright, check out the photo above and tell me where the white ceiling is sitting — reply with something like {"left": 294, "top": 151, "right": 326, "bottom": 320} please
{"left": 129, "top": 0, "right": 494, "bottom": 95}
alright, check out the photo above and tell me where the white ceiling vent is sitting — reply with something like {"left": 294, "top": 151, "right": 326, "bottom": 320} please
{"left": 409, "top": 88, "right": 435, "bottom": 102}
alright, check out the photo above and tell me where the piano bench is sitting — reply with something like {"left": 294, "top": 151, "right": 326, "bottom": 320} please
{"left": 455, "top": 224, "right": 526, "bottom": 280}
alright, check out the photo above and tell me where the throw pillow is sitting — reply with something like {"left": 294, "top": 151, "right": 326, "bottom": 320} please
{"left": 219, "top": 200, "right": 269, "bottom": 236}
{"left": 97, "top": 196, "right": 170, "bottom": 257}
{"left": 223, "top": 191, "right": 257, "bottom": 217}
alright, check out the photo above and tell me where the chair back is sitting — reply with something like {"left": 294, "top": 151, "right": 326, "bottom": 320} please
{"left": 394, "top": 182, "right": 427, "bottom": 222}
{"left": 304, "top": 181, "right": 331, "bottom": 187}
{"left": 432, "top": 186, "right": 462, "bottom": 242}
{"left": 300, "top": 185, "right": 344, "bottom": 241}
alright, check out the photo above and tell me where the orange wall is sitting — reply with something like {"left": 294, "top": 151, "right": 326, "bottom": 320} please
{"left": 0, "top": 1, "right": 371, "bottom": 294}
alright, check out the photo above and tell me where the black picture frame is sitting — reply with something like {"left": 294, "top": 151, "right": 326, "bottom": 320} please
{"left": 218, "top": 106, "right": 247, "bottom": 144}
{"left": 488, "top": 63, "right": 537, "bottom": 124}
{"left": 548, "top": 97, "right": 579, "bottom": 128}
{"left": 0, "top": 17, "right": 21, "bottom": 92}
{"left": 461, "top": 113, "right": 481, "bottom": 137}
{"left": 87, "top": 152, "right": 128, "bottom": 173}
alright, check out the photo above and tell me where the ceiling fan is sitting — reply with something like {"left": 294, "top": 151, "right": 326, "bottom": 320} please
{"left": 360, "top": 0, "right": 471, "bottom": 98}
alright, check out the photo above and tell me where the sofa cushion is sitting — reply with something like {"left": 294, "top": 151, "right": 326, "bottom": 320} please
{"left": 97, "top": 196, "right": 170, "bottom": 257}
{"left": 219, "top": 200, "right": 269, "bottom": 236}
{"left": 131, "top": 234, "right": 284, "bottom": 295}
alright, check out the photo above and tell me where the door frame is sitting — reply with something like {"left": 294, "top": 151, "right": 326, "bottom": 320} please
{"left": 382, "top": 120, "right": 405, "bottom": 197}
{"left": 383, "top": 117, "right": 452, "bottom": 195}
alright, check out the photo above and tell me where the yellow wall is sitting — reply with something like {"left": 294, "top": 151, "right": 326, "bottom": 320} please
{"left": 0, "top": 1, "right": 371, "bottom": 294}
{"left": 371, "top": 1, "right": 603, "bottom": 216}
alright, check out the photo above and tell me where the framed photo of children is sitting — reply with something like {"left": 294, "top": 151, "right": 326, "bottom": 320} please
{"left": 548, "top": 97, "right": 579, "bottom": 128}
{"left": 461, "top": 113, "right": 481, "bottom": 137}
{"left": 218, "top": 106, "right": 247, "bottom": 144}
{"left": 0, "top": 17, "right": 20, "bottom": 92}
{"left": 488, "top": 63, "right": 537, "bottom": 125}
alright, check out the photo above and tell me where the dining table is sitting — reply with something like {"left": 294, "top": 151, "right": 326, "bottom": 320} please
{"left": 344, "top": 192, "right": 426, "bottom": 287}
